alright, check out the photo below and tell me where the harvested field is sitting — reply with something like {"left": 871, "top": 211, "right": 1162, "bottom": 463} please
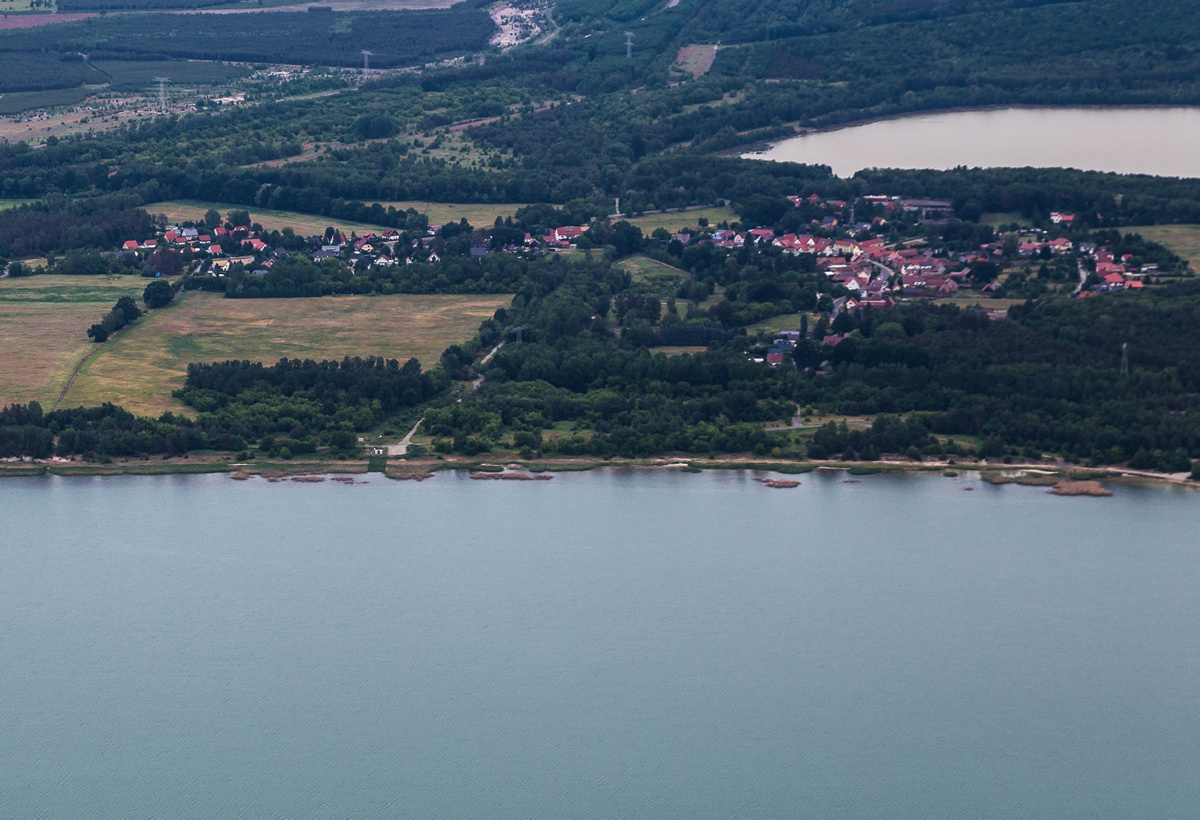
{"left": 0, "top": 275, "right": 146, "bottom": 408}
{"left": 62, "top": 291, "right": 511, "bottom": 416}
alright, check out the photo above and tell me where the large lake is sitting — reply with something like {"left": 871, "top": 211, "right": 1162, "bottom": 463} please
{"left": 747, "top": 106, "right": 1200, "bottom": 178}
{"left": 4, "top": 470, "right": 1199, "bottom": 816}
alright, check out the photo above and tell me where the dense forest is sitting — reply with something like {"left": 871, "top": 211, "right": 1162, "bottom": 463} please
{"left": 0, "top": 7, "right": 495, "bottom": 68}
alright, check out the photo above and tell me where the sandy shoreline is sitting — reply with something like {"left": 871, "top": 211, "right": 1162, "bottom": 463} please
{"left": 2, "top": 455, "right": 1195, "bottom": 492}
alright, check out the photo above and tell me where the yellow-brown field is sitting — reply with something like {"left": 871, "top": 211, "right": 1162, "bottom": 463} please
{"left": 0, "top": 275, "right": 146, "bottom": 408}
{"left": 54, "top": 290, "right": 509, "bottom": 416}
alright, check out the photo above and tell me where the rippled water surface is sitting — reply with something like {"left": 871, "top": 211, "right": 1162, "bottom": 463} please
{"left": 3, "top": 470, "right": 1199, "bottom": 817}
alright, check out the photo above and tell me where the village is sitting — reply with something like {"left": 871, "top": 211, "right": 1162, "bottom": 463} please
{"left": 111, "top": 193, "right": 1181, "bottom": 337}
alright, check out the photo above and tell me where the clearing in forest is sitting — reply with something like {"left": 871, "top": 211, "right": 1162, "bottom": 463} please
{"left": 379, "top": 201, "right": 534, "bottom": 226}
{"left": 61, "top": 291, "right": 511, "bottom": 416}
{"left": 1127, "top": 225, "right": 1200, "bottom": 272}
{"left": 617, "top": 255, "right": 689, "bottom": 294}
{"left": 674, "top": 45, "right": 718, "bottom": 79}
{"left": 626, "top": 205, "right": 736, "bottom": 236}
{"left": 0, "top": 275, "right": 146, "bottom": 409}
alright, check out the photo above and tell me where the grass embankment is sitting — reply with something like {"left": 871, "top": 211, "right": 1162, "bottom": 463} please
{"left": 0, "top": 275, "right": 146, "bottom": 407}
{"left": 62, "top": 291, "right": 511, "bottom": 416}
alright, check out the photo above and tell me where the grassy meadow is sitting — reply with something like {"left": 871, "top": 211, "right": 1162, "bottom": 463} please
{"left": 616, "top": 254, "right": 689, "bottom": 294}
{"left": 1127, "top": 225, "right": 1200, "bottom": 271}
{"left": 626, "top": 206, "right": 736, "bottom": 236}
{"left": 0, "top": 274, "right": 146, "bottom": 408}
{"left": 146, "top": 199, "right": 536, "bottom": 236}
{"left": 378, "top": 201, "right": 533, "bottom": 226}
{"left": 62, "top": 291, "right": 511, "bottom": 416}
{"left": 145, "top": 200, "right": 390, "bottom": 237}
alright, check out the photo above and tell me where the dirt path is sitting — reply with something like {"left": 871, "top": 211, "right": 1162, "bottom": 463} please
{"left": 471, "top": 340, "right": 504, "bottom": 390}
{"left": 386, "top": 417, "right": 425, "bottom": 456}
{"left": 53, "top": 326, "right": 125, "bottom": 411}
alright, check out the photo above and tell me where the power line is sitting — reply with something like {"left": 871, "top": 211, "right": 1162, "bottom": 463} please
{"left": 153, "top": 77, "right": 169, "bottom": 114}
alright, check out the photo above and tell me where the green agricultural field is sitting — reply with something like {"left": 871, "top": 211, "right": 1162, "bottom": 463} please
{"left": 145, "top": 200, "right": 392, "bottom": 236}
{"left": 1128, "top": 225, "right": 1200, "bottom": 272}
{"left": 626, "top": 206, "right": 736, "bottom": 236}
{"left": 379, "top": 201, "right": 535, "bottom": 227}
{"left": 0, "top": 274, "right": 146, "bottom": 408}
{"left": 62, "top": 291, "right": 511, "bottom": 416}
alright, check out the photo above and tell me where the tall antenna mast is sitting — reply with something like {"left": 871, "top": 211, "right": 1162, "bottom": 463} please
{"left": 1121, "top": 342, "right": 1130, "bottom": 379}
{"left": 153, "top": 76, "right": 169, "bottom": 114}
{"left": 361, "top": 50, "right": 372, "bottom": 72}
{"left": 624, "top": 32, "right": 634, "bottom": 59}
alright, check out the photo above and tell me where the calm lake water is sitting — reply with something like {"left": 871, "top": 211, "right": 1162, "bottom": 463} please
{"left": 747, "top": 107, "right": 1200, "bottom": 178}
{"left": 4, "top": 469, "right": 1199, "bottom": 817}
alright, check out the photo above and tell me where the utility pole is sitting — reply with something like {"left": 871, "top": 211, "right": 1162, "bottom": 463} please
{"left": 1121, "top": 342, "right": 1130, "bottom": 379}
{"left": 624, "top": 32, "right": 634, "bottom": 59}
{"left": 361, "top": 50, "right": 372, "bottom": 72}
